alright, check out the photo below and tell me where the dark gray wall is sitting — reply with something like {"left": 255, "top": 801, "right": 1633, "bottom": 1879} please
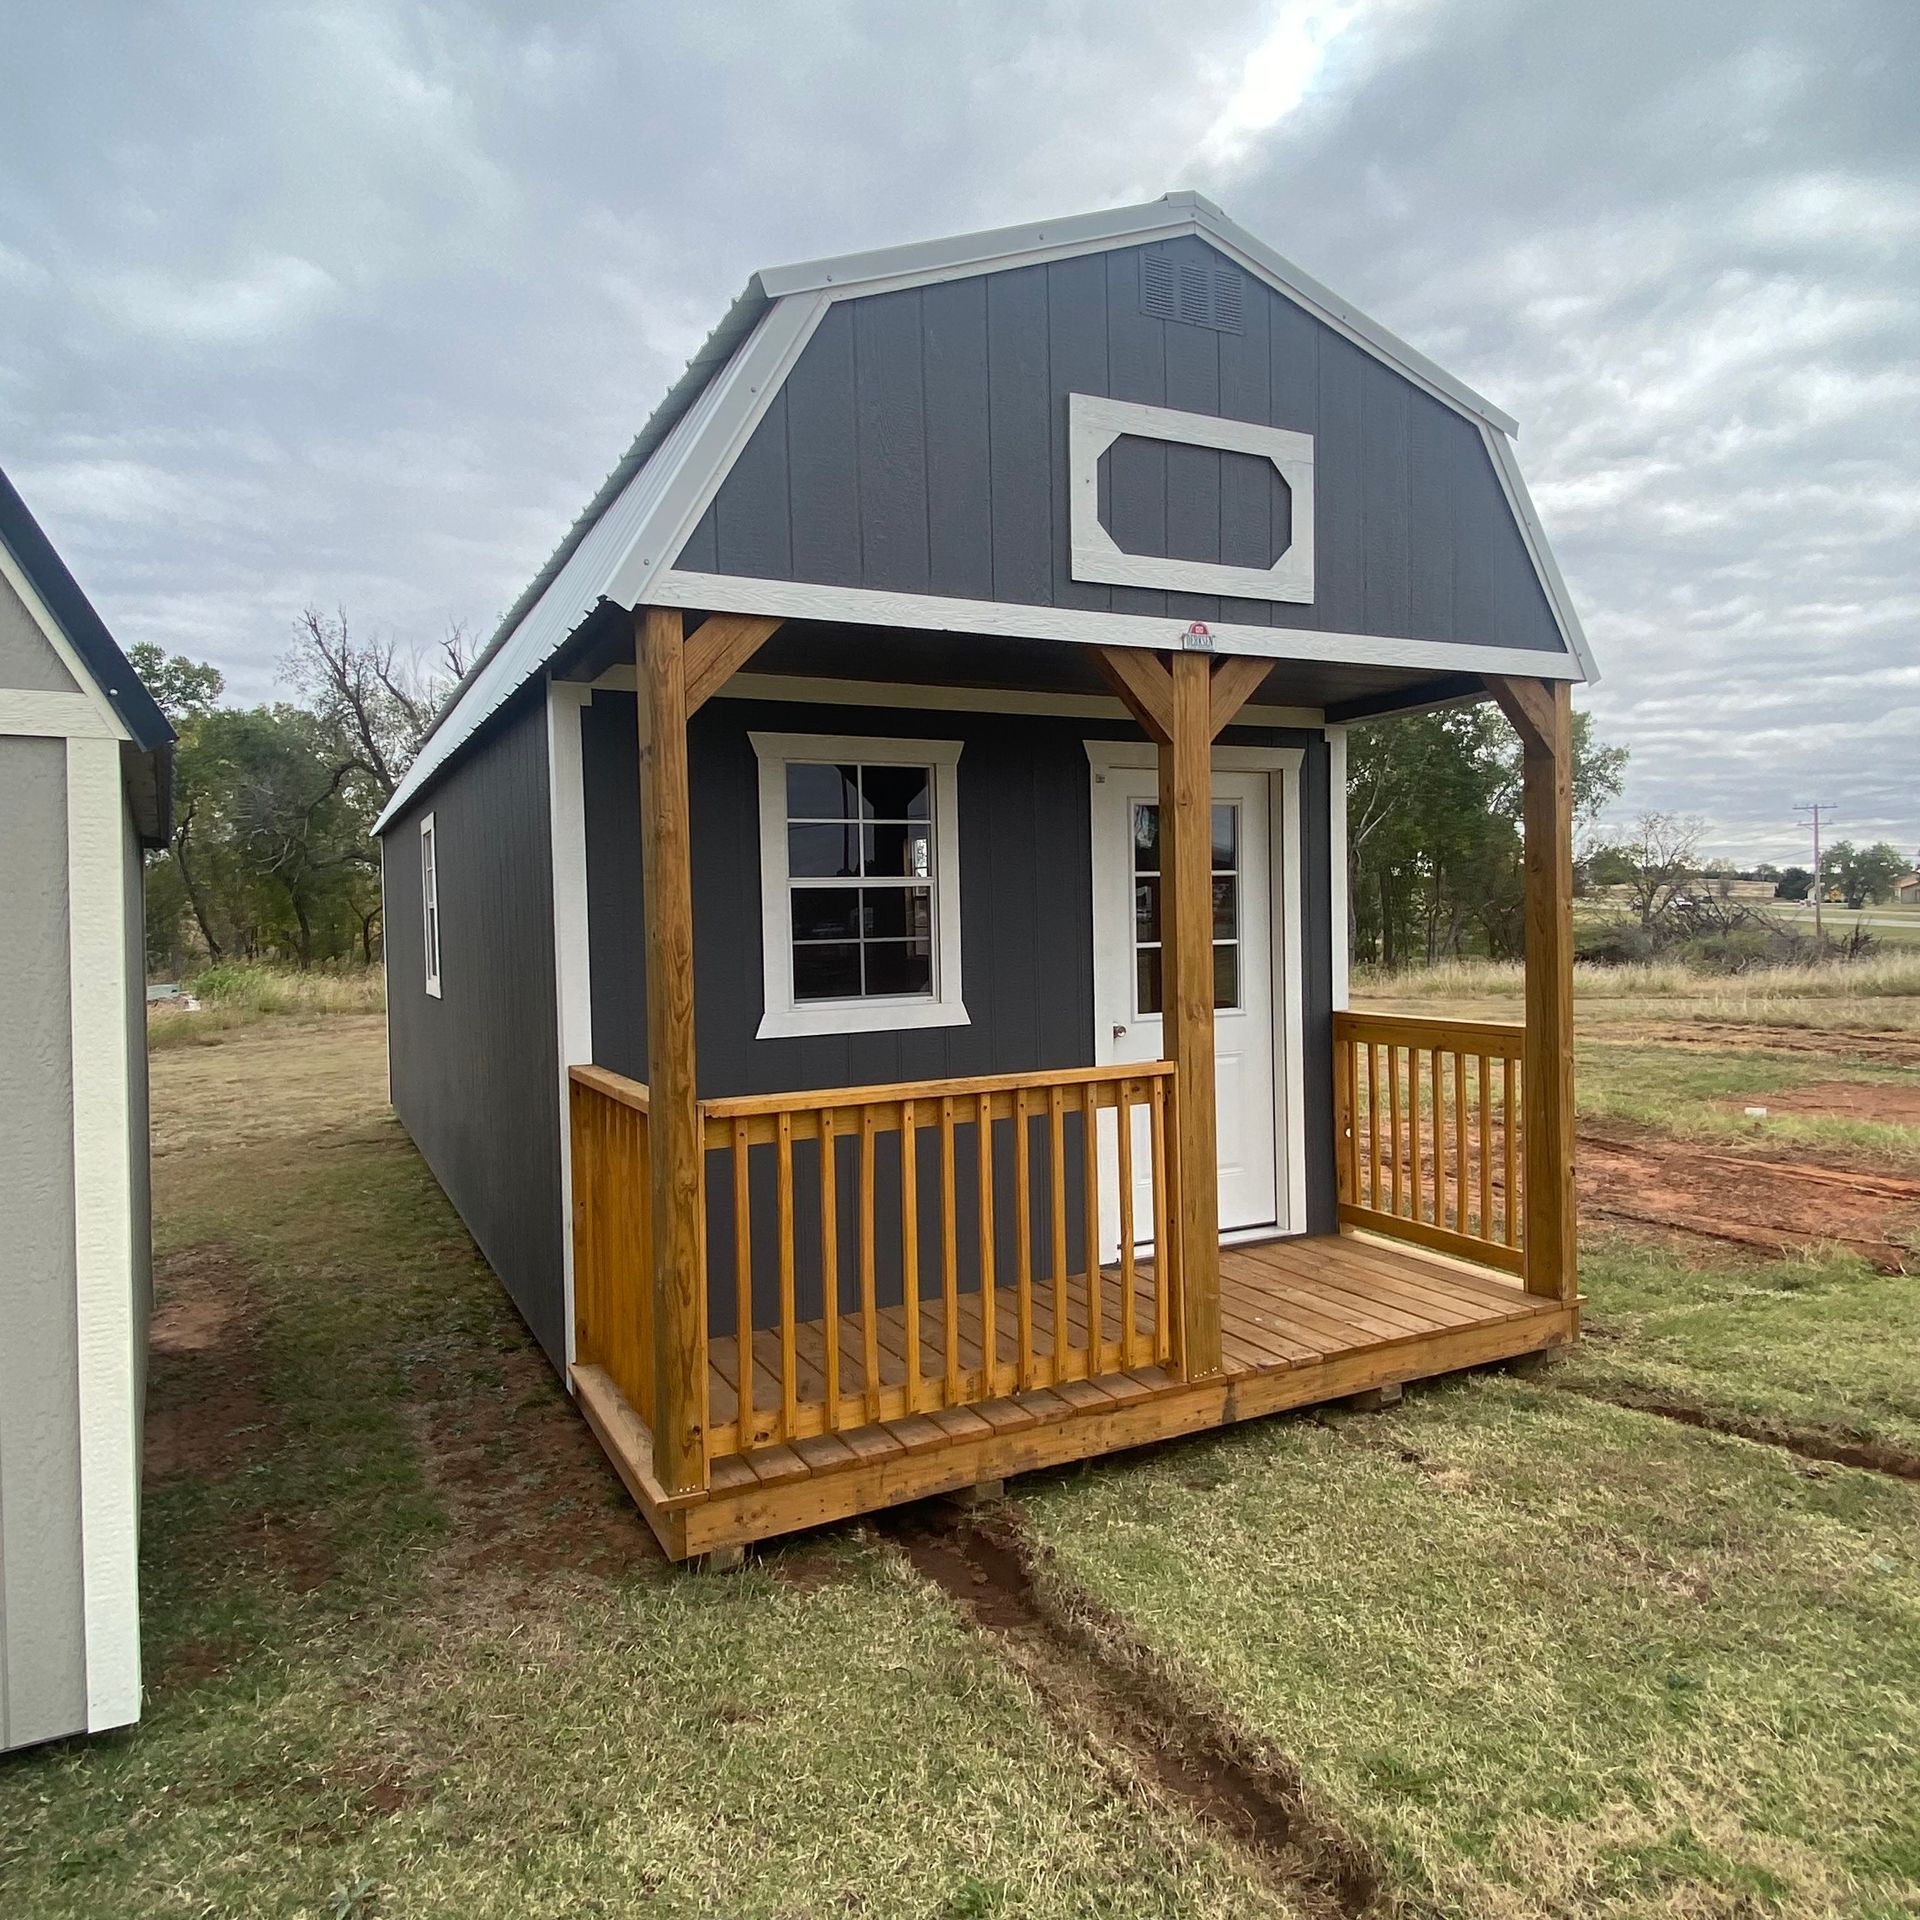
{"left": 675, "top": 234, "right": 1563, "bottom": 656}
{"left": 383, "top": 692, "right": 566, "bottom": 1366}
{"left": 582, "top": 690, "right": 1334, "bottom": 1336}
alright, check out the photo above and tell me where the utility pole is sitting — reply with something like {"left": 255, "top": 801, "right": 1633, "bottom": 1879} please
{"left": 1795, "top": 802, "right": 1834, "bottom": 943}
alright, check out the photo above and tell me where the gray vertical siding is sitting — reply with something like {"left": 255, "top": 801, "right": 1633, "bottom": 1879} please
{"left": 676, "top": 234, "right": 1567, "bottom": 658}
{"left": 0, "top": 736, "right": 86, "bottom": 1751}
{"left": 581, "top": 690, "right": 1334, "bottom": 1336}
{"left": 0, "top": 568, "right": 81, "bottom": 692}
{"left": 383, "top": 691, "right": 566, "bottom": 1366}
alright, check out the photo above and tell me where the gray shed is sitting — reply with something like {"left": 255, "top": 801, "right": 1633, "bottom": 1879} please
{"left": 373, "top": 195, "right": 1593, "bottom": 1562}
{"left": 0, "top": 464, "right": 172, "bottom": 1748}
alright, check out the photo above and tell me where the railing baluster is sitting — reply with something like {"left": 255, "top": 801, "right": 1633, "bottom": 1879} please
{"left": 858, "top": 1105, "right": 881, "bottom": 1424}
{"left": 819, "top": 1106, "right": 840, "bottom": 1429}
{"left": 1366, "top": 1041, "right": 1381, "bottom": 1211}
{"left": 1477, "top": 1055, "right": 1493, "bottom": 1242}
{"left": 1409, "top": 1046, "right": 1424, "bottom": 1224}
{"left": 1453, "top": 1045, "right": 1468, "bottom": 1234}
{"left": 899, "top": 1098, "right": 920, "bottom": 1414}
{"left": 940, "top": 1095, "right": 960, "bottom": 1406}
{"left": 1048, "top": 1084, "right": 1070, "bottom": 1380}
{"left": 1388, "top": 1045, "right": 1405, "bottom": 1218}
{"left": 1081, "top": 1082, "right": 1103, "bottom": 1373}
{"left": 1014, "top": 1088, "right": 1035, "bottom": 1390}
{"left": 976, "top": 1090, "right": 996, "bottom": 1396}
{"left": 776, "top": 1110, "right": 796, "bottom": 1441}
{"left": 1503, "top": 1057, "right": 1520, "bottom": 1248}
{"left": 731, "top": 1117, "right": 753, "bottom": 1446}
{"left": 1148, "top": 1076, "right": 1169, "bottom": 1367}
{"left": 1430, "top": 1046, "right": 1443, "bottom": 1229}
{"left": 1117, "top": 1078, "right": 1137, "bottom": 1368}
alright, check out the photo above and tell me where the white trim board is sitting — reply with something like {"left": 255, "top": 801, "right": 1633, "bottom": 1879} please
{"left": 750, "top": 730, "right": 967, "bottom": 1041}
{"left": 1083, "top": 738, "right": 1308, "bottom": 1238}
{"left": 587, "top": 664, "right": 1325, "bottom": 731}
{"left": 649, "top": 568, "right": 1583, "bottom": 681}
{"left": 0, "top": 689, "right": 118, "bottom": 739}
{"left": 1325, "top": 725, "right": 1350, "bottom": 1012}
{"left": 65, "top": 734, "right": 141, "bottom": 1730}
{"left": 546, "top": 682, "right": 594, "bottom": 1372}
{"left": 1068, "top": 393, "right": 1314, "bottom": 603}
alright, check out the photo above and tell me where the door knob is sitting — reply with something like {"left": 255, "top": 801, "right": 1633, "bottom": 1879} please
{"left": 1112, "top": 1023, "right": 1127, "bottom": 1038}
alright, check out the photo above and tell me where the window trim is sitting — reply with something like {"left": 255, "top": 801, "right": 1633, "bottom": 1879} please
{"left": 1068, "top": 392, "right": 1315, "bottom": 603}
{"left": 750, "top": 731, "right": 967, "bottom": 1040}
{"left": 420, "top": 811, "right": 442, "bottom": 999}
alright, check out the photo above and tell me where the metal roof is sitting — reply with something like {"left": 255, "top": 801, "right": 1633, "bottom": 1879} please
{"left": 377, "top": 193, "right": 1591, "bottom": 832}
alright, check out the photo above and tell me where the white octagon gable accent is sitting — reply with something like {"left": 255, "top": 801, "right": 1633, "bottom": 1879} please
{"left": 1068, "top": 394, "right": 1315, "bottom": 604}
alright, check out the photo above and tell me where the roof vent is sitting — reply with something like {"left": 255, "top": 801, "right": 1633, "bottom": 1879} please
{"left": 1140, "top": 252, "right": 1245, "bottom": 334}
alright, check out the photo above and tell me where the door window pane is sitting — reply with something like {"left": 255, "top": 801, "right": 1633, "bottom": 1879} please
{"left": 1130, "top": 799, "right": 1243, "bottom": 1016}
{"left": 1213, "top": 943, "right": 1239, "bottom": 1009}
{"left": 1136, "top": 946, "right": 1163, "bottom": 1017}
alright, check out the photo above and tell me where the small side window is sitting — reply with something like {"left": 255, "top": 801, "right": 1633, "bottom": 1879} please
{"left": 420, "top": 813, "right": 442, "bottom": 998}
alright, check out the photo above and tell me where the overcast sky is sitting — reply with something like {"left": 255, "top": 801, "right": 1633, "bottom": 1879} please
{"left": 3, "top": 1, "right": 1914, "bottom": 865}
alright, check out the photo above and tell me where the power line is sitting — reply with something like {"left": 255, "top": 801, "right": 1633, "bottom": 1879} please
{"left": 1794, "top": 802, "right": 1836, "bottom": 942}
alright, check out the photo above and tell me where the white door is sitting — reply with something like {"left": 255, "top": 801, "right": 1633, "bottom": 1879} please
{"left": 1092, "top": 766, "right": 1278, "bottom": 1252}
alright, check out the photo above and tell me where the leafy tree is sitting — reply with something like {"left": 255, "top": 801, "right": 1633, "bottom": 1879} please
{"left": 1348, "top": 702, "right": 1624, "bottom": 966}
{"left": 1821, "top": 840, "right": 1908, "bottom": 909}
{"left": 1774, "top": 866, "right": 1813, "bottom": 902}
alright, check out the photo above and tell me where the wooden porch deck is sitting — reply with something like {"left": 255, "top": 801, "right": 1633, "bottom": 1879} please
{"left": 572, "top": 1231, "right": 1575, "bottom": 1561}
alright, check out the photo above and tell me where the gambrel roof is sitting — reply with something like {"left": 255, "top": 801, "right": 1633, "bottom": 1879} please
{"left": 378, "top": 193, "right": 1594, "bottom": 832}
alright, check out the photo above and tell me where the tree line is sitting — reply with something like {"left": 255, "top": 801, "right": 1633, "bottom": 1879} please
{"left": 138, "top": 612, "right": 468, "bottom": 975}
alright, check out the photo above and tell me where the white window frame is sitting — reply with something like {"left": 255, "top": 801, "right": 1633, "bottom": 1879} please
{"left": 1068, "top": 392, "right": 1315, "bottom": 603}
{"left": 751, "top": 731, "right": 967, "bottom": 1040}
{"left": 420, "top": 812, "right": 442, "bottom": 998}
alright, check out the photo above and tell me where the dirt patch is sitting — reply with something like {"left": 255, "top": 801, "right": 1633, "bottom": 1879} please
{"left": 1594, "top": 1022, "right": 1920, "bottom": 1068}
{"left": 1555, "top": 1382, "right": 1920, "bottom": 1482}
{"left": 886, "top": 1504, "right": 1379, "bottom": 1919}
{"left": 1577, "top": 1132, "right": 1920, "bottom": 1272}
{"left": 1716, "top": 1079, "right": 1920, "bottom": 1125}
{"left": 145, "top": 1247, "right": 275, "bottom": 1482}
{"left": 406, "top": 1336, "right": 663, "bottom": 1586}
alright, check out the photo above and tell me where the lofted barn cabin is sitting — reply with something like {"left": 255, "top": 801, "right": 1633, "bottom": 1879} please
{"left": 373, "top": 195, "right": 1592, "bottom": 1564}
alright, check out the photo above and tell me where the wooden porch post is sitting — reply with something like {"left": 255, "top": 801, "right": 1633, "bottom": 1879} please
{"left": 637, "top": 605, "right": 708, "bottom": 1492}
{"left": 1160, "top": 652, "right": 1224, "bottom": 1374}
{"left": 1489, "top": 675, "right": 1577, "bottom": 1303}
{"left": 1092, "top": 643, "right": 1259, "bottom": 1381}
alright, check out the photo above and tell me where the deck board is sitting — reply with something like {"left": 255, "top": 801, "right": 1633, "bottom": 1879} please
{"left": 578, "top": 1232, "right": 1570, "bottom": 1558}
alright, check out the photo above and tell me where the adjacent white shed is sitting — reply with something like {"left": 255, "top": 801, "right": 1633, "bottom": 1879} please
{"left": 0, "top": 465, "right": 172, "bottom": 1751}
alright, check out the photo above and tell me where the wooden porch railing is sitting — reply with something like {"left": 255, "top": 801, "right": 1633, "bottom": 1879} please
{"left": 1333, "top": 1010, "right": 1526, "bottom": 1276}
{"left": 570, "top": 1066, "right": 655, "bottom": 1427}
{"left": 699, "top": 1063, "right": 1177, "bottom": 1460}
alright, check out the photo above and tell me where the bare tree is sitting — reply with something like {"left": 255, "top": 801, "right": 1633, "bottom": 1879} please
{"left": 1614, "top": 811, "right": 1705, "bottom": 928}
{"left": 283, "top": 607, "right": 467, "bottom": 805}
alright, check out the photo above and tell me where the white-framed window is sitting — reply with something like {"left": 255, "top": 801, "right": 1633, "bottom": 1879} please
{"left": 420, "top": 812, "right": 442, "bottom": 998}
{"left": 750, "top": 732, "right": 967, "bottom": 1040}
{"left": 1068, "top": 392, "right": 1315, "bottom": 603}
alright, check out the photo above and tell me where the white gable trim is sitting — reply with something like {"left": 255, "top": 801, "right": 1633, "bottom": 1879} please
{"left": 648, "top": 567, "right": 1583, "bottom": 682}
{"left": 0, "top": 539, "right": 130, "bottom": 742}
{"left": 0, "top": 688, "right": 119, "bottom": 738}
{"left": 66, "top": 733, "right": 142, "bottom": 1730}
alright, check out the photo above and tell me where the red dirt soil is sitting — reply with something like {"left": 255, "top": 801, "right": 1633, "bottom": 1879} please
{"left": 1578, "top": 1130, "right": 1920, "bottom": 1271}
{"left": 1715, "top": 1079, "right": 1920, "bottom": 1124}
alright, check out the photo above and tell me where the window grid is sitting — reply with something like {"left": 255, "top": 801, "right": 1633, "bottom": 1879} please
{"left": 786, "top": 761, "right": 937, "bottom": 1005}
{"left": 1132, "top": 801, "right": 1239, "bottom": 1017}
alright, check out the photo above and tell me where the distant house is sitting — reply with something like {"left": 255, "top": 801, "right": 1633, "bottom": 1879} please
{"left": 0, "top": 466, "right": 172, "bottom": 1751}
{"left": 1898, "top": 872, "right": 1920, "bottom": 907}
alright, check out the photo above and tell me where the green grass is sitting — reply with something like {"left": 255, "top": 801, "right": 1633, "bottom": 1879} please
{"left": 1575, "top": 1041, "right": 1920, "bottom": 1169}
{"left": 148, "top": 964, "right": 386, "bottom": 1050}
{"left": 1564, "top": 1237, "right": 1920, "bottom": 1455}
{"left": 0, "top": 1022, "right": 1294, "bottom": 1920}
{"left": 1019, "top": 1376, "right": 1920, "bottom": 1917}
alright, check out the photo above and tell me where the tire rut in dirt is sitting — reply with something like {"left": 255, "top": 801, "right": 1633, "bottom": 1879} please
{"left": 1553, "top": 1382, "right": 1920, "bottom": 1483}
{"left": 883, "top": 1504, "right": 1380, "bottom": 1919}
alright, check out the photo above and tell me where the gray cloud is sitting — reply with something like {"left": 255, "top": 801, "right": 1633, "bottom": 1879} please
{"left": 2, "top": 0, "right": 1913, "bottom": 866}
